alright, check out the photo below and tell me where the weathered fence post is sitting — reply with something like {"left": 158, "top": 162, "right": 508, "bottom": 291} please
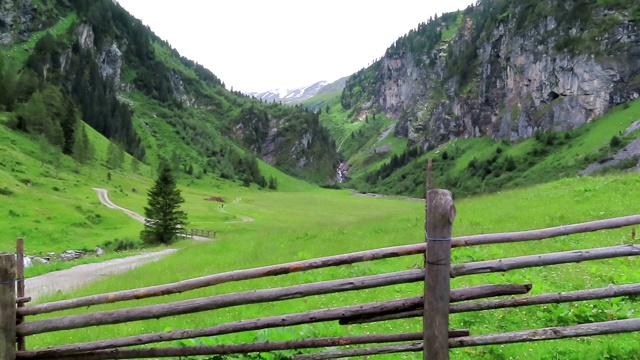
{"left": 0, "top": 252, "right": 17, "bottom": 360}
{"left": 424, "top": 189, "right": 456, "bottom": 360}
{"left": 16, "top": 238, "right": 25, "bottom": 351}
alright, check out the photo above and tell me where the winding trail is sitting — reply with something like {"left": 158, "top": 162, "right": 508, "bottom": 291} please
{"left": 219, "top": 197, "right": 255, "bottom": 223}
{"left": 93, "top": 188, "right": 145, "bottom": 222}
{"left": 92, "top": 188, "right": 212, "bottom": 241}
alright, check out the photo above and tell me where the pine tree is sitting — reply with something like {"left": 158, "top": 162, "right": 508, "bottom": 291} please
{"left": 60, "top": 99, "right": 77, "bottom": 155}
{"left": 140, "top": 164, "right": 187, "bottom": 245}
{"left": 106, "top": 141, "right": 125, "bottom": 169}
{"left": 72, "top": 123, "right": 95, "bottom": 164}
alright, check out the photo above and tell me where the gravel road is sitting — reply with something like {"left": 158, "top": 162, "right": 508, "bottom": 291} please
{"left": 25, "top": 249, "right": 177, "bottom": 302}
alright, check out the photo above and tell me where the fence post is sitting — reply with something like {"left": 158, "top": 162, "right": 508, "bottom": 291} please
{"left": 424, "top": 189, "right": 456, "bottom": 360}
{"left": 16, "top": 238, "right": 25, "bottom": 351}
{"left": 0, "top": 252, "right": 17, "bottom": 360}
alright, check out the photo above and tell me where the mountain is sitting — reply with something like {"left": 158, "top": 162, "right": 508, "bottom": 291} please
{"left": 311, "top": 0, "right": 640, "bottom": 197}
{"left": 342, "top": 0, "right": 640, "bottom": 148}
{"left": 248, "top": 77, "right": 347, "bottom": 105}
{"left": 0, "top": 0, "right": 339, "bottom": 185}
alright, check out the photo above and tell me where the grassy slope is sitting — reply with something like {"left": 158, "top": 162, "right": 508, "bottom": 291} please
{"left": 25, "top": 170, "right": 640, "bottom": 360}
{"left": 314, "top": 92, "right": 408, "bottom": 181}
{"left": 359, "top": 98, "right": 640, "bottom": 198}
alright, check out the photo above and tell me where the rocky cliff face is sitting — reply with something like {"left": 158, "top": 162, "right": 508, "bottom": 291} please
{"left": 0, "top": 0, "right": 35, "bottom": 44}
{"left": 233, "top": 105, "right": 338, "bottom": 181}
{"left": 347, "top": 0, "right": 640, "bottom": 148}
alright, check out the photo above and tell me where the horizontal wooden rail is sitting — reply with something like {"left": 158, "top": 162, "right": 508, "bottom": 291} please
{"left": 451, "top": 244, "right": 640, "bottom": 277}
{"left": 342, "top": 282, "right": 640, "bottom": 325}
{"left": 17, "top": 332, "right": 466, "bottom": 360}
{"left": 16, "top": 284, "right": 517, "bottom": 357}
{"left": 449, "top": 317, "right": 640, "bottom": 348}
{"left": 18, "top": 269, "right": 425, "bottom": 336}
{"left": 451, "top": 282, "right": 640, "bottom": 313}
{"left": 19, "top": 243, "right": 426, "bottom": 316}
{"left": 451, "top": 213, "right": 640, "bottom": 247}
{"left": 17, "top": 297, "right": 424, "bottom": 358}
{"left": 291, "top": 342, "right": 424, "bottom": 360}
{"left": 339, "top": 284, "right": 531, "bottom": 325}
{"left": 20, "top": 213, "right": 640, "bottom": 316}
{"left": 292, "top": 317, "right": 640, "bottom": 359}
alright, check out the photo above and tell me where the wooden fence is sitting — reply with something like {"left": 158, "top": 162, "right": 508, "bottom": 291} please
{"left": 2, "top": 189, "right": 640, "bottom": 359}
{"left": 186, "top": 228, "right": 216, "bottom": 239}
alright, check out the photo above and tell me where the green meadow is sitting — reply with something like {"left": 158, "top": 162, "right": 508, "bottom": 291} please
{"left": 2, "top": 106, "right": 640, "bottom": 358}
{"left": 14, "top": 169, "right": 640, "bottom": 360}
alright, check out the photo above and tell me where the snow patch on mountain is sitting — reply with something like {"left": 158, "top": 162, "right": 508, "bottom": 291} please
{"left": 247, "top": 81, "right": 329, "bottom": 104}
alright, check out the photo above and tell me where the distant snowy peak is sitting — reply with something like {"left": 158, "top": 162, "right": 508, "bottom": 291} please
{"left": 247, "top": 81, "right": 328, "bottom": 104}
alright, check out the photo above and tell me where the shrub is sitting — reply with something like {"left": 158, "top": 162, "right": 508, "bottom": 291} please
{"left": 102, "top": 238, "right": 142, "bottom": 252}
{"left": 0, "top": 188, "right": 14, "bottom": 196}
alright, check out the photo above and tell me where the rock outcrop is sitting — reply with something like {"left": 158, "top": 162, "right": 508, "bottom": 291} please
{"left": 0, "top": 0, "right": 35, "bottom": 44}
{"left": 345, "top": 1, "right": 640, "bottom": 149}
{"left": 98, "top": 43, "right": 123, "bottom": 86}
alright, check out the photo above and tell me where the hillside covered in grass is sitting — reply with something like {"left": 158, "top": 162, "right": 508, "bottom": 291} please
{"left": 0, "top": 0, "right": 338, "bottom": 190}
{"left": 26, "top": 169, "right": 640, "bottom": 360}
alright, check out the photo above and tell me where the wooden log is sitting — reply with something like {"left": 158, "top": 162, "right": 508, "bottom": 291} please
{"left": 341, "top": 284, "right": 533, "bottom": 325}
{"left": 0, "top": 252, "right": 17, "bottom": 360}
{"left": 425, "top": 189, "right": 455, "bottom": 360}
{"left": 19, "top": 243, "right": 426, "bottom": 316}
{"left": 450, "top": 282, "right": 640, "bottom": 314}
{"left": 17, "top": 269, "right": 425, "bottom": 335}
{"left": 16, "top": 297, "right": 31, "bottom": 305}
{"left": 18, "top": 285, "right": 499, "bottom": 357}
{"left": 16, "top": 237, "right": 26, "bottom": 351}
{"left": 291, "top": 342, "right": 424, "bottom": 360}
{"left": 449, "top": 317, "right": 640, "bottom": 348}
{"left": 317, "top": 318, "right": 640, "bottom": 356}
{"left": 19, "top": 333, "right": 453, "bottom": 360}
{"left": 452, "top": 214, "right": 640, "bottom": 248}
{"left": 343, "top": 282, "right": 639, "bottom": 324}
{"left": 15, "top": 297, "right": 424, "bottom": 358}
{"left": 451, "top": 244, "right": 640, "bottom": 277}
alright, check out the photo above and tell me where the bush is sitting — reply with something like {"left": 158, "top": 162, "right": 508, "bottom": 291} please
{"left": 0, "top": 188, "right": 14, "bottom": 196}
{"left": 102, "top": 238, "right": 142, "bottom": 252}
{"left": 610, "top": 135, "right": 622, "bottom": 148}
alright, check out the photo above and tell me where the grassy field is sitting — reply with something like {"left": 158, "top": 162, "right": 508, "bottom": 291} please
{"left": 2, "top": 99, "right": 640, "bottom": 359}
{"left": 21, "top": 170, "right": 640, "bottom": 360}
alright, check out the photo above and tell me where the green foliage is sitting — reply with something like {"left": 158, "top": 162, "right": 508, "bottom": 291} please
{"left": 106, "top": 142, "right": 125, "bottom": 170}
{"left": 71, "top": 123, "right": 95, "bottom": 164}
{"left": 101, "top": 238, "right": 142, "bottom": 252}
{"left": 351, "top": 99, "right": 640, "bottom": 198}
{"left": 140, "top": 165, "right": 187, "bottom": 245}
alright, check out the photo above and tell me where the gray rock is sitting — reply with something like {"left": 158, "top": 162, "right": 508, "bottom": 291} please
{"left": 99, "top": 43, "right": 123, "bottom": 86}
{"left": 360, "top": 6, "right": 640, "bottom": 148}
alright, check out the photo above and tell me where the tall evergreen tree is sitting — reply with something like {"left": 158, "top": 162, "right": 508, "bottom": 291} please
{"left": 140, "top": 165, "right": 187, "bottom": 245}
{"left": 72, "top": 123, "right": 95, "bottom": 164}
{"left": 106, "top": 141, "right": 125, "bottom": 169}
{"left": 60, "top": 99, "right": 77, "bottom": 155}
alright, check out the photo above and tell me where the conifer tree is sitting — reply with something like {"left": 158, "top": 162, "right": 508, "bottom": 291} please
{"left": 140, "top": 164, "right": 187, "bottom": 245}
{"left": 106, "top": 141, "right": 125, "bottom": 169}
{"left": 72, "top": 123, "right": 95, "bottom": 164}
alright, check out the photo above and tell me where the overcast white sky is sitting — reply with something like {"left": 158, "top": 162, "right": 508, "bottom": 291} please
{"left": 116, "top": 1, "right": 475, "bottom": 93}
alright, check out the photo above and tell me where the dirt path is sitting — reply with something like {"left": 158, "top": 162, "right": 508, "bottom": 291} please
{"left": 93, "top": 187, "right": 145, "bottom": 222}
{"left": 25, "top": 249, "right": 177, "bottom": 302}
{"left": 92, "top": 188, "right": 212, "bottom": 241}
{"left": 219, "top": 197, "right": 255, "bottom": 223}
